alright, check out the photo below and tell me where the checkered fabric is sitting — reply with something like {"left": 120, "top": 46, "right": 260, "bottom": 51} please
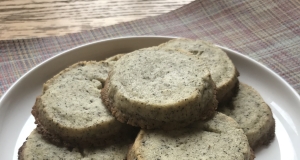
{"left": 0, "top": 0, "right": 299, "bottom": 98}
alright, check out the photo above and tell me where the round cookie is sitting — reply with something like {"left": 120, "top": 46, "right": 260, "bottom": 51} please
{"left": 127, "top": 112, "right": 254, "bottom": 160}
{"left": 19, "top": 129, "right": 81, "bottom": 160}
{"left": 101, "top": 47, "right": 217, "bottom": 129}
{"left": 32, "top": 61, "right": 134, "bottom": 147}
{"left": 18, "top": 129, "right": 135, "bottom": 160}
{"left": 159, "top": 38, "right": 239, "bottom": 103}
{"left": 218, "top": 83, "right": 275, "bottom": 149}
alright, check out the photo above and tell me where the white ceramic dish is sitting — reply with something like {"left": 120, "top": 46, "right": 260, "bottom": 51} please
{"left": 0, "top": 36, "right": 299, "bottom": 160}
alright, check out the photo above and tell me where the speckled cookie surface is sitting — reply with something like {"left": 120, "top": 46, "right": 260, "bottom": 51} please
{"left": 159, "top": 38, "right": 239, "bottom": 102}
{"left": 128, "top": 112, "right": 253, "bottom": 160}
{"left": 32, "top": 61, "right": 132, "bottom": 147}
{"left": 218, "top": 83, "right": 275, "bottom": 149}
{"left": 18, "top": 129, "right": 133, "bottom": 160}
{"left": 102, "top": 47, "right": 217, "bottom": 129}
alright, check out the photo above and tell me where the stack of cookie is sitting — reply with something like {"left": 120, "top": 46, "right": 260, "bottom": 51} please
{"left": 18, "top": 38, "right": 275, "bottom": 160}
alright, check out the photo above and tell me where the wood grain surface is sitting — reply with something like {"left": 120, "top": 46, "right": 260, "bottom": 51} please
{"left": 0, "top": 0, "right": 194, "bottom": 40}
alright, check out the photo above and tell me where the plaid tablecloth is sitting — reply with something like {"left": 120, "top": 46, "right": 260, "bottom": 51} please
{"left": 0, "top": 0, "right": 299, "bottom": 98}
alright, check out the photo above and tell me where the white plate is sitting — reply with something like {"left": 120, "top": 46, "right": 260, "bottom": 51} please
{"left": 0, "top": 36, "right": 299, "bottom": 160}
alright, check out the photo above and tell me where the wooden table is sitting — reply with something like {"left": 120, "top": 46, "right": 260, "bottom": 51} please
{"left": 0, "top": 0, "right": 194, "bottom": 40}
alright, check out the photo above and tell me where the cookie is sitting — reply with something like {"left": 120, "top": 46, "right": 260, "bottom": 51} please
{"left": 32, "top": 61, "right": 134, "bottom": 147}
{"left": 159, "top": 38, "right": 239, "bottom": 103}
{"left": 128, "top": 112, "right": 254, "bottom": 160}
{"left": 18, "top": 129, "right": 135, "bottom": 160}
{"left": 101, "top": 47, "right": 217, "bottom": 129}
{"left": 218, "top": 83, "right": 275, "bottom": 149}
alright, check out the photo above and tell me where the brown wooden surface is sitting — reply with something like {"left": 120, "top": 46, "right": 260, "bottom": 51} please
{"left": 0, "top": 0, "right": 194, "bottom": 40}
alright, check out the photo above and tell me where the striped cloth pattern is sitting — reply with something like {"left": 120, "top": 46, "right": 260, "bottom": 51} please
{"left": 0, "top": 0, "right": 299, "bottom": 98}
